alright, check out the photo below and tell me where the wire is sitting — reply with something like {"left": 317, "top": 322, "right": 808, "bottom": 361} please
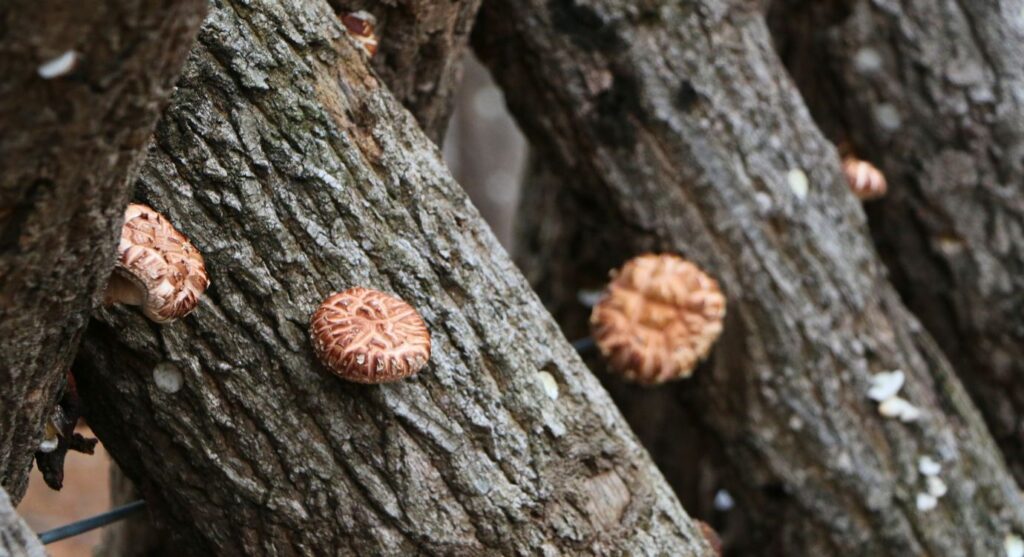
{"left": 38, "top": 500, "right": 146, "bottom": 545}
{"left": 571, "top": 336, "right": 596, "bottom": 353}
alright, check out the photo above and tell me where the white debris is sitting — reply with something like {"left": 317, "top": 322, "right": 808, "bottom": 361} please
{"left": 713, "top": 489, "right": 735, "bottom": 511}
{"left": 1005, "top": 534, "right": 1024, "bottom": 557}
{"left": 854, "top": 48, "right": 883, "bottom": 74}
{"left": 787, "top": 169, "right": 809, "bottom": 200}
{"left": 153, "top": 361, "right": 184, "bottom": 394}
{"left": 38, "top": 435, "right": 59, "bottom": 453}
{"left": 576, "top": 289, "right": 604, "bottom": 308}
{"left": 868, "top": 370, "right": 905, "bottom": 401}
{"left": 38, "top": 50, "right": 78, "bottom": 79}
{"left": 875, "top": 103, "right": 903, "bottom": 131}
{"left": 916, "top": 492, "right": 938, "bottom": 511}
{"left": 926, "top": 476, "right": 947, "bottom": 498}
{"left": 878, "top": 396, "right": 922, "bottom": 423}
{"left": 536, "top": 371, "right": 559, "bottom": 400}
{"left": 918, "top": 455, "right": 942, "bottom": 477}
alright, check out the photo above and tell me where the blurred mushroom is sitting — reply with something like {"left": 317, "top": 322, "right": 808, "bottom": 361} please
{"left": 104, "top": 204, "right": 209, "bottom": 323}
{"left": 842, "top": 155, "right": 887, "bottom": 200}
{"left": 696, "top": 520, "right": 723, "bottom": 556}
{"left": 310, "top": 287, "right": 431, "bottom": 383}
{"left": 341, "top": 11, "right": 379, "bottom": 57}
{"left": 590, "top": 253, "right": 726, "bottom": 385}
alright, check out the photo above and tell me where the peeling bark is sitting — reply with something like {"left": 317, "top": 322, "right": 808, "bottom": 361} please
{"left": 0, "top": 0, "right": 206, "bottom": 502}
{"left": 0, "top": 487, "right": 45, "bottom": 557}
{"left": 73, "top": 0, "right": 711, "bottom": 554}
{"left": 328, "top": 0, "right": 482, "bottom": 142}
{"left": 767, "top": 0, "right": 1024, "bottom": 484}
{"left": 475, "top": 1, "right": 1024, "bottom": 554}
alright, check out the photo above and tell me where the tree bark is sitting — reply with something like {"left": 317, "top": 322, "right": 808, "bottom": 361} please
{"left": 72, "top": 0, "right": 712, "bottom": 554}
{"left": 0, "top": 0, "right": 206, "bottom": 502}
{"left": 328, "top": 0, "right": 482, "bottom": 142}
{"left": 474, "top": 1, "right": 1024, "bottom": 554}
{"left": 0, "top": 487, "right": 45, "bottom": 557}
{"left": 767, "top": 0, "right": 1024, "bottom": 484}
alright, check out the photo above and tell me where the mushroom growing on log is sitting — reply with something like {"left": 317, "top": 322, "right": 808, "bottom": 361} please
{"left": 310, "top": 287, "right": 431, "bottom": 383}
{"left": 104, "top": 204, "right": 209, "bottom": 323}
{"left": 590, "top": 254, "right": 726, "bottom": 385}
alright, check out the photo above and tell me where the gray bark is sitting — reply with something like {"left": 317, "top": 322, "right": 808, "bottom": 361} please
{"left": 72, "top": 0, "right": 712, "bottom": 554}
{"left": 474, "top": 1, "right": 1024, "bottom": 554}
{"left": 767, "top": 0, "right": 1024, "bottom": 484}
{"left": 329, "top": 0, "right": 482, "bottom": 142}
{"left": 0, "top": 0, "right": 206, "bottom": 502}
{"left": 0, "top": 487, "right": 45, "bottom": 557}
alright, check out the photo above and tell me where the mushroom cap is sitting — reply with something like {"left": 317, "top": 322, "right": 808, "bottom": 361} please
{"left": 696, "top": 521, "right": 723, "bottom": 556}
{"left": 842, "top": 156, "right": 887, "bottom": 200}
{"left": 590, "top": 254, "right": 725, "bottom": 385}
{"left": 341, "top": 11, "right": 379, "bottom": 56}
{"left": 112, "top": 204, "right": 209, "bottom": 323}
{"left": 310, "top": 287, "right": 431, "bottom": 383}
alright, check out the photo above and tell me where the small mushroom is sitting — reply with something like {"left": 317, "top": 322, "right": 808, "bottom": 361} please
{"left": 590, "top": 254, "right": 726, "bottom": 385}
{"left": 842, "top": 155, "right": 887, "bottom": 200}
{"left": 104, "top": 204, "right": 209, "bottom": 323}
{"left": 310, "top": 287, "right": 431, "bottom": 383}
{"left": 696, "top": 520, "right": 723, "bottom": 556}
{"left": 341, "top": 11, "right": 379, "bottom": 57}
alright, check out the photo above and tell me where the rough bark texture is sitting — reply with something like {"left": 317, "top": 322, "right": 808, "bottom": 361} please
{"left": 328, "top": 0, "right": 482, "bottom": 142}
{"left": 72, "top": 0, "right": 711, "bottom": 554}
{"left": 0, "top": 0, "right": 206, "bottom": 503}
{"left": 475, "top": 1, "right": 1024, "bottom": 554}
{"left": 0, "top": 487, "right": 45, "bottom": 557}
{"left": 767, "top": 0, "right": 1024, "bottom": 484}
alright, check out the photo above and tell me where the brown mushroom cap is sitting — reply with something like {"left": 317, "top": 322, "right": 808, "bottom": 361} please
{"left": 310, "top": 287, "right": 431, "bottom": 383}
{"left": 590, "top": 254, "right": 725, "bottom": 385}
{"left": 696, "top": 520, "right": 723, "bottom": 556}
{"left": 105, "top": 204, "right": 209, "bottom": 323}
{"left": 842, "top": 156, "right": 887, "bottom": 200}
{"left": 341, "top": 11, "right": 379, "bottom": 57}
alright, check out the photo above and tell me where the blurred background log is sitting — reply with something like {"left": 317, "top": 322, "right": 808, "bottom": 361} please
{"left": 768, "top": 0, "right": 1024, "bottom": 484}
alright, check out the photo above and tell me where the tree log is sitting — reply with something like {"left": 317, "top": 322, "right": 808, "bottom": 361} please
{"left": 0, "top": 487, "right": 45, "bottom": 557}
{"left": 767, "top": 0, "right": 1024, "bottom": 484}
{"left": 328, "top": 0, "right": 482, "bottom": 142}
{"left": 0, "top": 0, "right": 206, "bottom": 502}
{"left": 474, "top": 1, "right": 1024, "bottom": 554}
{"left": 73, "top": 0, "right": 711, "bottom": 554}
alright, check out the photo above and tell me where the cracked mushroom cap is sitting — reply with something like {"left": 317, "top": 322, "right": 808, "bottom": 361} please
{"left": 590, "top": 254, "right": 725, "bottom": 385}
{"left": 105, "top": 204, "right": 209, "bottom": 323}
{"left": 310, "top": 287, "right": 431, "bottom": 383}
{"left": 842, "top": 156, "right": 887, "bottom": 200}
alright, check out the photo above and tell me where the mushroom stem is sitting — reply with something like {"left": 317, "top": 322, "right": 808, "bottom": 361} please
{"left": 103, "top": 271, "right": 145, "bottom": 307}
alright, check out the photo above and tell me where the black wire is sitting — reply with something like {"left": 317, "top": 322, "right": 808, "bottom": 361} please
{"left": 571, "top": 336, "right": 596, "bottom": 353}
{"left": 38, "top": 500, "right": 146, "bottom": 545}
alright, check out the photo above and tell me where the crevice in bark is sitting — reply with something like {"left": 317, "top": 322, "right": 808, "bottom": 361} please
{"left": 474, "top": 0, "right": 1024, "bottom": 554}
{"left": 0, "top": 0, "right": 206, "bottom": 503}
{"left": 327, "top": 0, "right": 482, "bottom": 143}
{"left": 71, "top": 0, "right": 712, "bottom": 554}
{"left": 767, "top": 0, "right": 1024, "bottom": 484}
